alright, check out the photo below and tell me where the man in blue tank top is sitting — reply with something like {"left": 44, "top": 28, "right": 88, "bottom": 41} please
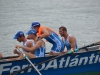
{"left": 7, "top": 31, "right": 34, "bottom": 61}
{"left": 15, "top": 29, "right": 46, "bottom": 58}
{"left": 59, "top": 26, "right": 78, "bottom": 54}
{"left": 30, "top": 22, "right": 64, "bottom": 56}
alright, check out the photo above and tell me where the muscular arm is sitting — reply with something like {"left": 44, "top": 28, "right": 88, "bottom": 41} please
{"left": 69, "top": 36, "right": 76, "bottom": 50}
{"left": 62, "top": 37, "right": 66, "bottom": 51}
{"left": 21, "top": 40, "right": 43, "bottom": 52}
{"left": 39, "top": 28, "right": 50, "bottom": 39}
{"left": 26, "top": 41, "right": 33, "bottom": 53}
{"left": 0, "top": 52, "right": 2, "bottom": 59}
{"left": 13, "top": 41, "right": 33, "bottom": 55}
{"left": 26, "top": 41, "right": 33, "bottom": 48}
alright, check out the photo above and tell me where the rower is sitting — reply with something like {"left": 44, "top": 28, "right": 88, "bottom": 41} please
{"left": 59, "top": 26, "right": 78, "bottom": 54}
{"left": 30, "top": 22, "right": 64, "bottom": 56}
{"left": 15, "top": 29, "right": 46, "bottom": 58}
{"left": 7, "top": 31, "right": 35, "bottom": 61}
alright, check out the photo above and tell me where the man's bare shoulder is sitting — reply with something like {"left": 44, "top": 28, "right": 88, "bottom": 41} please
{"left": 69, "top": 35, "right": 76, "bottom": 43}
{"left": 26, "top": 40, "right": 34, "bottom": 47}
{"left": 37, "top": 39, "right": 45, "bottom": 47}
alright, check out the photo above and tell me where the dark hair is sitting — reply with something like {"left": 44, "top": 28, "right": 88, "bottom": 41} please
{"left": 33, "top": 33, "right": 37, "bottom": 36}
{"left": 34, "top": 25, "right": 40, "bottom": 28}
{"left": 59, "top": 26, "right": 67, "bottom": 32}
{"left": 18, "top": 35, "right": 25, "bottom": 38}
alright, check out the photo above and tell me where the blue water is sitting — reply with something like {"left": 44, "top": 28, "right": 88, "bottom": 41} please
{"left": 0, "top": 0, "right": 100, "bottom": 57}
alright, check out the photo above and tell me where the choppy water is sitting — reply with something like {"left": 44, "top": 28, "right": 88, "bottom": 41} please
{"left": 0, "top": 0, "right": 100, "bottom": 57}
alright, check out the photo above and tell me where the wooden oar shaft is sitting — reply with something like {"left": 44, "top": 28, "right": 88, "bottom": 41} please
{"left": 1, "top": 56, "right": 19, "bottom": 59}
{"left": 25, "top": 56, "right": 42, "bottom": 75}
{"left": 94, "top": 41, "right": 100, "bottom": 44}
{"left": 79, "top": 41, "right": 100, "bottom": 50}
{"left": 16, "top": 48, "right": 42, "bottom": 75}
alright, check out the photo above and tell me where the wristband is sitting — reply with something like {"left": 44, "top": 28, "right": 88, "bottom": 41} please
{"left": 68, "top": 49, "right": 74, "bottom": 54}
{"left": 74, "top": 49, "right": 79, "bottom": 52}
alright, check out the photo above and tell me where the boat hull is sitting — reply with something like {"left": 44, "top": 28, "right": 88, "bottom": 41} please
{"left": 0, "top": 49, "right": 100, "bottom": 75}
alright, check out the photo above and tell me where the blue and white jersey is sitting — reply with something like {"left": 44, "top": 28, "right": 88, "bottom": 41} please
{"left": 62, "top": 35, "right": 78, "bottom": 50}
{"left": 23, "top": 39, "right": 35, "bottom": 52}
{"left": 34, "top": 41, "right": 46, "bottom": 57}
{"left": 45, "top": 32, "right": 64, "bottom": 52}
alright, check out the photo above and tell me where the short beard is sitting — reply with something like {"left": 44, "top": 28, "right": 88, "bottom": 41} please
{"left": 61, "top": 34, "right": 65, "bottom": 37}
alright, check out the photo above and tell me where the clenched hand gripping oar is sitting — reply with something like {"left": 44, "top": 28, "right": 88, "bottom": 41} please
{"left": 16, "top": 48, "right": 42, "bottom": 75}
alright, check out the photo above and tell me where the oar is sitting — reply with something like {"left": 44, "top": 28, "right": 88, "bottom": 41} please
{"left": 1, "top": 56, "right": 19, "bottom": 59}
{"left": 16, "top": 48, "right": 42, "bottom": 75}
{"left": 77, "top": 41, "right": 100, "bottom": 51}
{"left": 70, "top": 41, "right": 100, "bottom": 53}
{"left": 2, "top": 53, "right": 49, "bottom": 60}
{"left": 9, "top": 41, "right": 100, "bottom": 75}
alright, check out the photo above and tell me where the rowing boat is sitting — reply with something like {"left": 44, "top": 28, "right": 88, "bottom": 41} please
{"left": 0, "top": 45, "right": 100, "bottom": 75}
